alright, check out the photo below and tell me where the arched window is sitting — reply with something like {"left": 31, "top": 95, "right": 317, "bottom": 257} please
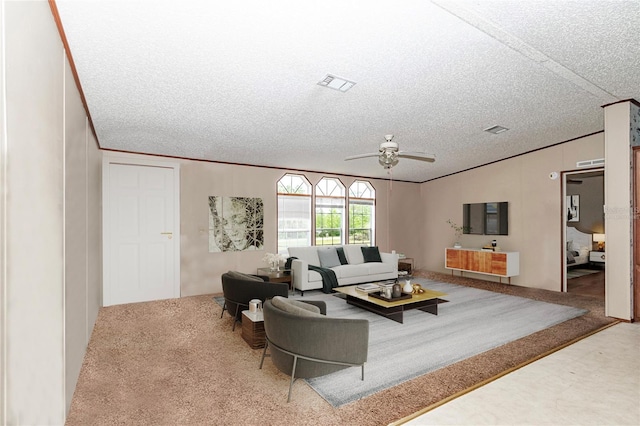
{"left": 315, "top": 177, "right": 345, "bottom": 246}
{"left": 277, "top": 174, "right": 311, "bottom": 255}
{"left": 348, "top": 180, "right": 375, "bottom": 245}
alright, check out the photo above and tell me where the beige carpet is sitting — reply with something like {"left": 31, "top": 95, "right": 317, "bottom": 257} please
{"left": 66, "top": 271, "right": 616, "bottom": 426}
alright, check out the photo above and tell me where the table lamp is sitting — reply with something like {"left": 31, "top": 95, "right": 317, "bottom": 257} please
{"left": 593, "top": 233, "right": 605, "bottom": 251}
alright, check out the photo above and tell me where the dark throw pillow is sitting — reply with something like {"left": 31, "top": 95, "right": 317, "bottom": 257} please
{"left": 336, "top": 247, "right": 349, "bottom": 265}
{"left": 361, "top": 246, "right": 382, "bottom": 263}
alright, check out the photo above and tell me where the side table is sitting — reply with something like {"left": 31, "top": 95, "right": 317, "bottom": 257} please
{"left": 241, "top": 310, "right": 265, "bottom": 349}
{"left": 398, "top": 257, "right": 414, "bottom": 276}
{"left": 256, "top": 268, "right": 292, "bottom": 289}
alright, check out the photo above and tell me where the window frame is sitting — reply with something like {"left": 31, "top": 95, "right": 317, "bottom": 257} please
{"left": 277, "top": 173, "right": 312, "bottom": 255}
{"left": 314, "top": 177, "right": 347, "bottom": 246}
{"left": 348, "top": 180, "right": 376, "bottom": 246}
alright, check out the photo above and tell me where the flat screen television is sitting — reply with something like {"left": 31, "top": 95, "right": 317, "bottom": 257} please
{"left": 463, "top": 202, "right": 508, "bottom": 235}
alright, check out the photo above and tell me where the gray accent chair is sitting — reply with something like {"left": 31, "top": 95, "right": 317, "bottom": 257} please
{"left": 260, "top": 296, "right": 369, "bottom": 402}
{"left": 220, "top": 271, "right": 289, "bottom": 330}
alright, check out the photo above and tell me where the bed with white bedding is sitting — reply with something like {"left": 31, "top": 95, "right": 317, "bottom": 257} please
{"left": 566, "top": 227, "right": 591, "bottom": 267}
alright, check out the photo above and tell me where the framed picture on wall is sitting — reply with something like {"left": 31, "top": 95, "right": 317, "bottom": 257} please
{"left": 567, "top": 195, "right": 579, "bottom": 222}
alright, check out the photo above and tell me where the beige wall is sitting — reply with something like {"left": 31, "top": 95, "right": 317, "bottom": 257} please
{"left": 604, "top": 102, "right": 633, "bottom": 320}
{"left": 180, "top": 161, "right": 420, "bottom": 296}
{"left": 63, "top": 61, "right": 102, "bottom": 410}
{"left": 1, "top": 0, "right": 102, "bottom": 422}
{"left": 566, "top": 174, "right": 604, "bottom": 235}
{"left": 419, "top": 133, "right": 604, "bottom": 291}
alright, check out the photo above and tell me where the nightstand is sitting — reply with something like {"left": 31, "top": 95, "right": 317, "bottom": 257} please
{"left": 589, "top": 251, "right": 605, "bottom": 267}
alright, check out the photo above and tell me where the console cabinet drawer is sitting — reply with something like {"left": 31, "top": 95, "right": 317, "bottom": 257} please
{"left": 445, "top": 248, "right": 518, "bottom": 279}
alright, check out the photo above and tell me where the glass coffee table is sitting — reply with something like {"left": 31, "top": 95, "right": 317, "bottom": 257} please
{"left": 334, "top": 283, "right": 447, "bottom": 324}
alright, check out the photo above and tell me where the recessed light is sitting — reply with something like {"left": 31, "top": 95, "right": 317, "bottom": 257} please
{"left": 483, "top": 125, "right": 509, "bottom": 134}
{"left": 318, "top": 74, "right": 356, "bottom": 92}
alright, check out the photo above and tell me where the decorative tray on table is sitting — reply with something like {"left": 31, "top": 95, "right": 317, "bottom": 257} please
{"left": 368, "top": 292, "right": 412, "bottom": 302}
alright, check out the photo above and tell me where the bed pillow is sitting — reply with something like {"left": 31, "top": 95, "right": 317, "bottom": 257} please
{"left": 317, "top": 248, "right": 341, "bottom": 268}
{"left": 361, "top": 246, "right": 382, "bottom": 263}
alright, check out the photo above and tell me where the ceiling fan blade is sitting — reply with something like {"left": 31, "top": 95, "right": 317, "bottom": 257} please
{"left": 397, "top": 151, "right": 436, "bottom": 162}
{"left": 344, "top": 152, "right": 380, "bottom": 161}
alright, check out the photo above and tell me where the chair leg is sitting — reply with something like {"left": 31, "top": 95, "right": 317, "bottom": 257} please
{"left": 219, "top": 301, "right": 226, "bottom": 319}
{"left": 287, "top": 356, "right": 298, "bottom": 403}
{"left": 232, "top": 305, "right": 239, "bottom": 331}
{"left": 259, "top": 341, "right": 269, "bottom": 369}
{"left": 361, "top": 364, "right": 365, "bottom": 381}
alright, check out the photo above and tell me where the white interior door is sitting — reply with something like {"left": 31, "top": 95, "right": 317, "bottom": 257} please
{"left": 104, "top": 158, "right": 180, "bottom": 306}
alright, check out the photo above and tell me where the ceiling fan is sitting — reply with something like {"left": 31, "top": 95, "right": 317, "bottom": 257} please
{"left": 344, "top": 135, "right": 435, "bottom": 169}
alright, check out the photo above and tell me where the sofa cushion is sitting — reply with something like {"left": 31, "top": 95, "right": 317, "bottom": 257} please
{"left": 336, "top": 247, "right": 349, "bottom": 265}
{"left": 343, "top": 245, "right": 365, "bottom": 265}
{"left": 318, "top": 247, "right": 341, "bottom": 268}
{"left": 226, "top": 270, "right": 263, "bottom": 282}
{"left": 288, "top": 246, "right": 321, "bottom": 267}
{"left": 364, "top": 261, "right": 395, "bottom": 275}
{"left": 332, "top": 263, "right": 369, "bottom": 279}
{"left": 361, "top": 246, "right": 382, "bottom": 262}
{"left": 271, "top": 296, "right": 322, "bottom": 317}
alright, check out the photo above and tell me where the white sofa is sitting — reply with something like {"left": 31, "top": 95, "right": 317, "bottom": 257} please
{"left": 288, "top": 245, "right": 398, "bottom": 294}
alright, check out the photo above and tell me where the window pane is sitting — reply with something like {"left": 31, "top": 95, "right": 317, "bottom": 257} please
{"left": 348, "top": 181, "right": 375, "bottom": 246}
{"left": 278, "top": 174, "right": 311, "bottom": 254}
{"left": 315, "top": 178, "right": 345, "bottom": 246}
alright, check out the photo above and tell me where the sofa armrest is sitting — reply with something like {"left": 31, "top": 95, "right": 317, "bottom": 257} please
{"left": 380, "top": 252, "right": 399, "bottom": 272}
{"left": 291, "top": 259, "right": 308, "bottom": 289}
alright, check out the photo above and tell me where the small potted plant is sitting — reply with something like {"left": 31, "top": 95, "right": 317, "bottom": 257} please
{"left": 446, "top": 219, "right": 468, "bottom": 248}
{"left": 262, "top": 252, "right": 286, "bottom": 271}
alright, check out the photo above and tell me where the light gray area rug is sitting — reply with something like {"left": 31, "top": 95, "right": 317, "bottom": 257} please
{"left": 295, "top": 279, "right": 587, "bottom": 407}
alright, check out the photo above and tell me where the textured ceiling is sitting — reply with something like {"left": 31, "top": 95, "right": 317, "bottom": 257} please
{"left": 54, "top": 0, "right": 640, "bottom": 183}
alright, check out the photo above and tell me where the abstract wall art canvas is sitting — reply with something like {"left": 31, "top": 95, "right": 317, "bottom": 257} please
{"left": 209, "top": 196, "right": 264, "bottom": 252}
{"left": 567, "top": 194, "right": 579, "bottom": 222}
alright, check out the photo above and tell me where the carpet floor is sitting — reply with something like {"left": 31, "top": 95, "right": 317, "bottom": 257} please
{"left": 66, "top": 271, "right": 616, "bottom": 426}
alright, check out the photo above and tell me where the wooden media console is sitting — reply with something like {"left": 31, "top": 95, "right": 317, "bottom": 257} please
{"left": 445, "top": 248, "right": 519, "bottom": 283}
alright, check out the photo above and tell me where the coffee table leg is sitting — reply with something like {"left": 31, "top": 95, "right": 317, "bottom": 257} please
{"left": 345, "top": 296, "right": 404, "bottom": 323}
{"left": 387, "top": 310, "right": 404, "bottom": 324}
{"left": 417, "top": 303, "right": 438, "bottom": 315}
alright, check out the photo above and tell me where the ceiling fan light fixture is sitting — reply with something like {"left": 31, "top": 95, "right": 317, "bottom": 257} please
{"left": 317, "top": 74, "right": 356, "bottom": 92}
{"left": 483, "top": 125, "right": 509, "bottom": 134}
{"left": 379, "top": 151, "right": 399, "bottom": 169}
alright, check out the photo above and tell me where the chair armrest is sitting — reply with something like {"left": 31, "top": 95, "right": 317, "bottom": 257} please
{"left": 300, "top": 300, "right": 327, "bottom": 315}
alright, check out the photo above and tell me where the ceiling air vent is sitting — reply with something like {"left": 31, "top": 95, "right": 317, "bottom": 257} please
{"left": 576, "top": 158, "right": 605, "bottom": 168}
{"left": 317, "top": 74, "right": 356, "bottom": 92}
{"left": 483, "top": 125, "right": 509, "bottom": 134}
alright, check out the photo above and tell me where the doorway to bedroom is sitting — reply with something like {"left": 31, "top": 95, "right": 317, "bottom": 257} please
{"left": 563, "top": 169, "right": 605, "bottom": 298}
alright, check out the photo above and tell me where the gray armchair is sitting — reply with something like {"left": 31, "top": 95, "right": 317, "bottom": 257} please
{"left": 260, "top": 296, "right": 369, "bottom": 402}
{"left": 220, "top": 271, "right": 288, "bottom": 330}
